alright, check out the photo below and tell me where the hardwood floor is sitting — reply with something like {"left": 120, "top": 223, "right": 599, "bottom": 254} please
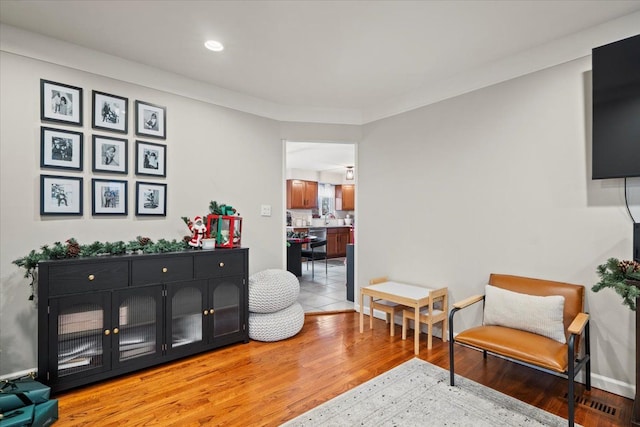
{"left": 54, "top": 312, "right": 630, "bottom": 426}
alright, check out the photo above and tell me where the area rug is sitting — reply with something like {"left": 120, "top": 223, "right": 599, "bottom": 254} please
{"left": 282, "top": 358, "right": 577, "bottom": 427}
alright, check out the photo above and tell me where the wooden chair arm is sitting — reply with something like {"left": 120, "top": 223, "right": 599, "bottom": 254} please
{"left": 567, "top": 312, "right": 589, "bottom": 335}
{"left": 452, "top": 294, "right": 484, "bottom": 310}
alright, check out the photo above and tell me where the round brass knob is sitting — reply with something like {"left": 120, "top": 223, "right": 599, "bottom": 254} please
{"left": 104, "top": 329, "right": 111, "bottom": 336}
{"left": 88, "top": 274, "right": 95, "bottom": 281}
{"left": 209, "top": 308, "right": 214, "bottom": 314}
{"left": 203, "top": 310, "right": 209, "bottom": 315}
{"left": 162, "top": 267, "right": 168, "bottom": 273}
{"left": 219, "top": 262, "right": 225, "bottom": 267}
{"left": 113, "top": 328, "right": 119, "bottom": 334}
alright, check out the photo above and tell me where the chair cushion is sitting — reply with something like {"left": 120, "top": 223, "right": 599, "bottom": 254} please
{"left": 484, "top": 284, "right": 566, "bottom": 343}
{"left": 488, "top": 274, "right": 584, "bottom": 343}
{"left": 249, "top": 269, "right": 299, "bottom": 313}
{"left": 455, "top": 325, "right": 568, "bottom": 373}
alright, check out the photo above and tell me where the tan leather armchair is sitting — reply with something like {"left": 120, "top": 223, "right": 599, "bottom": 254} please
{"left": 448, "top": 274, "right": 591, "bottom": 427}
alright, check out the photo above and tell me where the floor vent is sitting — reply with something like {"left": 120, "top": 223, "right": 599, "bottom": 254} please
{"left": 564, "top": 393, "right": 618, "bottom": 417}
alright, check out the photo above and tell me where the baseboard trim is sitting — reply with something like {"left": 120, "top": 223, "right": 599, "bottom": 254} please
{"left": 0, "top": 367, "right": 37, "bottom": 381}
{"left": 591, "top": 372, "right": 635, "bottom": 399}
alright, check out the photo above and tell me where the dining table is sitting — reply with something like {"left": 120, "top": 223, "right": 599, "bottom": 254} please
{"left": 286, "top": 237, "right": 312, "bottom": 276}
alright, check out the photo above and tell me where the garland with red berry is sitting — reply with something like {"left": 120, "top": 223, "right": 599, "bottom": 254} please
{"left": 592, "top": 258, "right": 640, "bottom": 311}
{"left": 12, "top": 237, "right": 189, "bottom": 300}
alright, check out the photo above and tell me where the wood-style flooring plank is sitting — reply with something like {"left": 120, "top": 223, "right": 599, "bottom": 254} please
{"left": 54, "top": 312, "right": 630, "bottom": 426}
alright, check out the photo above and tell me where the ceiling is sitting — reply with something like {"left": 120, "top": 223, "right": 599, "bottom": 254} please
{"left": 1, "top": 1, "right": 639, "bottom": 172}
{"left": 286, "top": 142, "right": 355, "bottom": 173}
{"left": 1, "top": 0, "right": 639, "bottom": 123}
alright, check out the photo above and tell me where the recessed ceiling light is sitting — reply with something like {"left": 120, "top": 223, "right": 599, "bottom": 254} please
{"left": 204, "top": 40, "right": 224, "bottom": 52}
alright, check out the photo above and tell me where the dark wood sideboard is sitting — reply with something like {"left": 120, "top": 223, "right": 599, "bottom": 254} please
{"left": 37, "top": 248, "right": 249, "bottom": 393}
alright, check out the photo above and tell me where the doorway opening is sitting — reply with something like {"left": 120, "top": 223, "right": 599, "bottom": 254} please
{"left": 285, "top": 140, "right": 356, "bottom": 313}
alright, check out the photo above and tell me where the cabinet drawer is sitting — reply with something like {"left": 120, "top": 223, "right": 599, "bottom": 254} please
{"left": 48, "top": 261, "right": 129, "bottom": 296}
{"left": 194, "top": 252, "right": 245, "bottom": 278}
{"left": 131, "top": 256, "right": 193, "bottom": 286}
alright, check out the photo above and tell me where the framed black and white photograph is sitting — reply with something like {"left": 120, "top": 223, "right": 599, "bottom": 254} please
{"left": 135, "top": 140, "right": 166, "bottom": 177}
{"left": 136, "top": 181, "right": 166, "bottom": 216}
{"left": 40, "top": 174, "right": 83, "bottom": 216}
{"left": 92, "top": 91, "right": 128, "bottom": 133}
{"left": 92, "top": 178, "right": 127, "bottom": 215}
{"left": 135, "top": 100, "right": 166, "bottom": 139}
{"left": 41, "top": 127, "right": 83, "bottom": 171}
{"left": 40, "top": 79, "right": 83, "bottom": 125}
{"left": 93, "top": 135, "right": 128, "bottom": 174}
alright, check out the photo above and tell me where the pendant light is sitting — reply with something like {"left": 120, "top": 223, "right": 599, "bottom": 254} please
{"left": 346, "top": 166, "right": 354, "bottom": 180}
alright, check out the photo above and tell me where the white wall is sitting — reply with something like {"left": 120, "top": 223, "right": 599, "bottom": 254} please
{"left": 0, "top": 51, "right": 286, "bottom": 374}
{"left": 358, "top": 56, "right": 638, "bottom": 398}
{"left": 0, "top": 49, "right": 363, "bottom": 376}
{"left": 1, "top": 24, "right": 639, "bottom": 399}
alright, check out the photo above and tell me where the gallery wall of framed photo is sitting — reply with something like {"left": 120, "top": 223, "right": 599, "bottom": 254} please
{"left": 39, "top": 79, "right": 168, "bottom": 217}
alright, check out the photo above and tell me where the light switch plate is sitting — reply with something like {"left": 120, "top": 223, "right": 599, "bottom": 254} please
{"left": 260, "top": 204, "right": 271, "bottom": 216}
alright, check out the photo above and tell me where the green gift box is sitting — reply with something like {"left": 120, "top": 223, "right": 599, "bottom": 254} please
{"left": 0, "top": 379, "right": 51, "bottom": 413}
{"left": 32, "top": 400, "right": 58, "bottom": 427}
{"left": 0, "top": 404, "right": 35, "bottom": 427}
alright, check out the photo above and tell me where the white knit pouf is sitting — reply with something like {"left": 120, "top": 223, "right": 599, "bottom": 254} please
{"left": 248, "top": 269, "right": 300, "bottom": 314}
{"left": 248, "top": 302, "right": 304, "bottom": 342}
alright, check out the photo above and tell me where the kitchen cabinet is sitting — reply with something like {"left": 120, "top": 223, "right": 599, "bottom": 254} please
{"left": 327, "top": 227, "right": 351, "bottom": 258}
{"left": 287, "top": 179, "right": 318, "bottom": 209}
{"left": 37, "top": 248, "right": 248, "bottom": 393}
{"left": 336, "top": 184, "right": 355, "bottom": 211}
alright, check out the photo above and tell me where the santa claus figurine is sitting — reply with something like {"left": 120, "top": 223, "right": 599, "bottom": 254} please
{"left": 188, "top": 216, "right": 208, "bottom": 248}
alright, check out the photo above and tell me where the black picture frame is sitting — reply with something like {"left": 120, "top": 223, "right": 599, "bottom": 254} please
{"left": 40, "top": 174, "right": 83, "bottom": 216}
{"left": 92, "top": 178, "right": 128, "bottom": 216}
{"left": 135, "top": 140, "right": 166, "bottom": 177}
{"left": 93, "top": 135, "right": 128, "bottom": 174}
{"left": 135, "top": 100, "right": 166, "bottom": 139}
{"left": 40, "top": 127, "right": 83, "bottom": 171}
{"left": 136, "top": 181, "right": 167, "bottom": 216}
{"left": 92, "top": 91, "right": 128, "bottom": 134}
{"left": 40, "top": 79, "right": 83, "bottom": 126}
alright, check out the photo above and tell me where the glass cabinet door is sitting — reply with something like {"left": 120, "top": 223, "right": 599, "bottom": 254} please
{"left": 209, "top": 277, "right": 242, "bottom": 340}
{"left": 50, "top": 292, "right": 111, "bottom": 381}
{"left": 112, "top": 285, "right": 163, "bottom": 367}
{"left": 166, "top": 280, "right": 206, "bottom": 355}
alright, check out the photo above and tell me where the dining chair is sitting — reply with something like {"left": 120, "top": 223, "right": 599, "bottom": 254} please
{"left": 401, "top": 287, "right": 448, "bottom": 349}
{"left": 300, "top": 239, "right": 327, "bottom": 279}
{"left": 369, "top": 276, "right": 409, "bottom": 337}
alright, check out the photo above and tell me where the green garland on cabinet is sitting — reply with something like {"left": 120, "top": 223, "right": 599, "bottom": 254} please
{"left": 12, "top": 236, "right": 190, "bottom": 300}
{"left": 13, "top": 201, "right": 240, "bottom": 300}
{"left": 592, "top": 258, "right": 640, "bottom": 311}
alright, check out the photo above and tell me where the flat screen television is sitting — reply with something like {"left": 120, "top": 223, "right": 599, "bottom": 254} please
{"left": 592, "top": 34, "right": 640, "bottom": 179}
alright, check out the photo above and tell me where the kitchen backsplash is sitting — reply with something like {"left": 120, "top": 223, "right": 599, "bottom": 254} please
{"left": 288, "top": 209, "right": 354, "bottom": 226}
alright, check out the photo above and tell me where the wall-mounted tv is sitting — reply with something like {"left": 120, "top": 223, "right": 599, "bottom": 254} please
{"left": 592, "top": 34, "right": 640, "bottom": 180}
